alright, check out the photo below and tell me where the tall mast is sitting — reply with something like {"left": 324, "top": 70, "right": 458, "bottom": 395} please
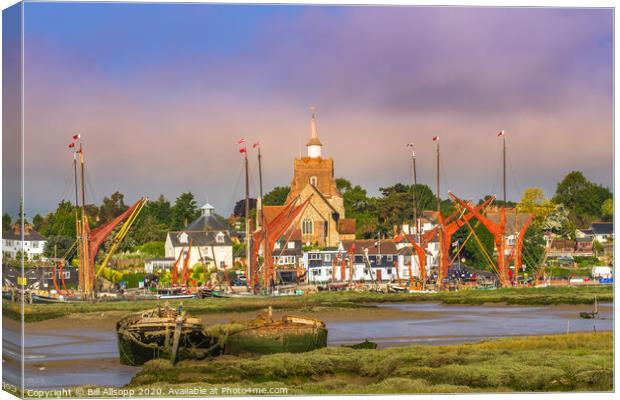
{"left": 408, "top": 143, "right": 419, "bottom": 241}
{"left": 257, "top": 144, "right": 268, "bottom": 292}
{"left": 502, "top": 132, "right": 506, "bottom": 204}
{"left": 244, "top": 150, "right": 251, "bottom": 290}
{"left": 435, "top": 137, "right": 443, "bottom": 290}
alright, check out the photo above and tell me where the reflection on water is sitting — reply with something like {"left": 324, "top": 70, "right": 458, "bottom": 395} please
{"left": 3, "top": 302, "right": 612, "bottom": 390}
{"left": 327, "top": 302, "right": 613, "bottom": 347}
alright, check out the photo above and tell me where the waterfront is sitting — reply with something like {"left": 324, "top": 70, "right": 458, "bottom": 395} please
{"left": 2, "top": 301, "right": 612, "bottom": 390}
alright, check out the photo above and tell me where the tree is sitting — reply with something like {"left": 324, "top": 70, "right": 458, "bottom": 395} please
{"left": 32, "top": 214, "right": 44, "bottom": 231}
{"left": 553, "top": 171, "right": 612, "bottom": 227}
{"left": 38, "top": 200, "right": 77, "bottom": 238}
{"left": 171, "top": 192, "right": 200, "bottom": 230}
{"left": 2, "top": 213, "right": 11, "bottom": 232}
{"left": 336, "top": 178, "right": 352, "bottom": 193}
{"left": 131, "top": 214, "right": 167, "bottom": 244}
{"left": 452, "top": 222, "right": 495, "bottom": 271}
{"left": 99, "top": 191, "right": 128, "bottom": 224}
{"left": 145, "top": 194, "right": 173, "bottom": 227}
{"left": 517, "top": 187, "right": 554, "bottom": 222}
{"left": 375, "top": 183, "right": 437, "bottom": 233}
{"left": 541, "top": 204, "right": 573, "bottom": 236}
{"left": 521, "top": 224, "right": 547, "bottom": 273}
{"left": 43, "top": 235, "right": 76, "bottom": 260}
{"left": 263, "top": 186, "right": 290, "bottom": 206}
{"left": 601, "top": 198, "right": 613, "bottom": 222}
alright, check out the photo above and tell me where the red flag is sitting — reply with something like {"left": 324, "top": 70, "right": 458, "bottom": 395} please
{"left": 239, "top": 147, "right": 247, "bottom": 153}
{"left": 68, "top": 142, "right": 75, "bottom": 148}
{"left": 432, "top": 136, "right": 439, "bottom": 141}
{"left": 237, "top": 138, "right": 245, "bottom": 145}
{"left": 72, "top": 134, "right": 80, "bottom": 140}
{"left": 253, "top": 142, "right": 260, "bottom": 149}
{"left": 497, "top": 130, "right": 505, "bottom": 137}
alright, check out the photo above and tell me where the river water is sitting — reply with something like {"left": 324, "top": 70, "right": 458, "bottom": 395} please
{"left": 2, "top": 302, "right": 612, "bottom": 390}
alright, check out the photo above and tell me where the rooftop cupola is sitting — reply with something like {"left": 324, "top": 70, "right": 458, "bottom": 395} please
{"left": 201, "top": 203, "right": 215, "bottom": 217}
{"left": 306, "top": 106, "right": 322, "bottom": 158}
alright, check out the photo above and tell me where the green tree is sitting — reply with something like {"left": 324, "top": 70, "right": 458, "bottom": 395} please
{"left": 375, "top": 183, "right": 437, "bottom": 234}
{"left": 32, "top": 214, "right": 44, "bottom": 231}
{"left": 171, "top": 192, "right": 199, "bottom": 230}
{"left": 521, "top": 224, "right": 547, "bottom": 273}
{"left": 452, "top": 222, "right": 495, "bottom": 271}
{"left": 553, "top": 171, "right": 612, "bottom": 227}
{"left": 2, "top": 213, "right": 11, "bottom": 231}
{"left": 43, "top": 235, "right": 76, "bottom": 260}
{"left": 517, "top": 187, "right": 554, "bottom": 222}
{"left": 601, "top": 198, "right": 613, "bottom": 222}
{"left": 263, "top": 186, "right": 290, "bottom": 206}
{"left": 39, "top": 200, "right": 77, "bottom": 238}
{"left": 336, "top": 178, "right": 352, "bottom": 193}
{"left": 99, "top": 191, "right": 128, "bottom": 224}
{"left": 131, "top": 214, "right": 168, "bottom": 244}
{"left": 145, "top": 194, "right": 173, "bottom": 227}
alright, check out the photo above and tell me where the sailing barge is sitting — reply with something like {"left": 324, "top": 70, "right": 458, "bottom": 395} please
{"left": 117, "top": 304, "right": 328, "bottom": 366}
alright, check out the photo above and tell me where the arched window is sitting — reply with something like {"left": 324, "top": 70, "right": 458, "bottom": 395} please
{"left": 310, "top": 176, "right": 317, "bottom": 186}
{"left": 302, "top": 218, "right": 313, "bottom": 235}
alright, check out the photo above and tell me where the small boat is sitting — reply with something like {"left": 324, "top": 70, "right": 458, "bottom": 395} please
{"left": 30, "top": 294, "right": 82, "bottom": 304}
{"left": 580, "top": 296, "right": 599, "bottom": 319}
{"left": 387, "top": 284, "right": 407, "bottom": 293}
{"left": 157, "top": 288, "right": 196, "bottom": 300}
{"left": 116, "top": 303, "right": 217, "bottom": 366}
{"left": 344, "top": 339, "right": 378, "bottom": 349}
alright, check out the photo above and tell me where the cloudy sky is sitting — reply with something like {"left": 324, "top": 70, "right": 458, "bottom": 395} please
{"left": 5, "top": 3, "right": 614, "bottom": 217}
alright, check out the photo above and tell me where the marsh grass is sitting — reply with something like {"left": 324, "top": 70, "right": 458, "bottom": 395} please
{"left": 4, "top": 285, "right": 612, "bottom": 322}
{"left": 125, "top": 332, "right": 612, "bottom": 395}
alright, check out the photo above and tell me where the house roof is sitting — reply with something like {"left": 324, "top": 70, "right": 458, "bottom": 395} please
{"left": 3, "top": 226, "right": 46, "bottom": 241}
{"left": 341, "top": 239, "right": 398, "bottom": 255}
{"left": 186, "top": 214, "right": 231, "bottom": 231}
{"left": 338, "top": 218, "right": 356, "bottom": 235}
{"left": 591, "top": 222, "right": 613, "bottom": 235}
{"left": 167, "top": 230, "right": 232, "bottom": 247}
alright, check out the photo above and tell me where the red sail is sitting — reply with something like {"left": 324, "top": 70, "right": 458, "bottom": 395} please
{"left": 87, "top": 199, "right": 143, "bottom": 265}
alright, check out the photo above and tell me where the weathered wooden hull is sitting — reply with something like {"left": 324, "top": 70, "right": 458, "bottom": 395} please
{"left": 117, "top": 309, "right": 328, "bottom": 365}
{"left": 224, "top": 316, "right": 328, "bottom": 356}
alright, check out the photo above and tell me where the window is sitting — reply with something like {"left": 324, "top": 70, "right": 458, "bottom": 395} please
{"left": 309, "top": 253, "right": 320, "bottom": 260}
{"left": 325, "top": 254, "right": 332, "bottom": 262}
{"left": 302, "top": 218, "right": 313, "bottom": 235}
{"left": 179, "top": 232, "right": 189, "bottom": 244}
{"left": 310, "top": 176, "right": 318, "bottom": 186}
{"left": 274, "top": 241, "right": 281, "bottom": 249}
{"left": 220, "top": 261, "right": 225, "bottom": 268}
{"left": 32, "top": 242, "right": 38, "bottom": 249}
{"left": 387, "top": 268, "right": 393, "bottom": 274}
{"left": 287, "top": 241, "right": 295, "bottom": 249}
{"left": 63, "top": 271, "right": 70, "bottom": 279}
{"left": 387, "top": 255, "right": 392, "bottom": 261}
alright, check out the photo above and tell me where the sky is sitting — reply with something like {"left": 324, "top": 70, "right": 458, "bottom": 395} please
{"left": 4, "top": 3, "right": 614, "bottom": 217}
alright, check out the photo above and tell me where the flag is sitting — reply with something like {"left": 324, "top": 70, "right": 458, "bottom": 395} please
{"left": 452, "top": 241, "right": 459, "bottom": 247}
{"left": 497, "top": 130, "right": 505, "bottom": 137}
{"left": 432, "top": 136, "right": 439, "bottom": 141}
{"left": 72, "top": 134, "right": 80, "bottom": 140}
{"left": 253, "top": 142, "right": 260, "bottom": 149}
{"left": 239, "top": 147, "right": 247, "bottom": 154}
{"left": 68, "top": 142, "right": 75, "bottom": 148}
{"left": 237, "top": 138, "right": 245, "bottom": 145}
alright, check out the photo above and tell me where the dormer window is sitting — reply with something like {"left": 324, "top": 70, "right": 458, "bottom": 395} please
{"left": 310, "top": 176, "right": 317, "bottom": 186}
{"left": 179, "top": 232, "right": 189, "bottom": 244}
{"left": 216, "top": 232, "right": 225, "bottom": 244}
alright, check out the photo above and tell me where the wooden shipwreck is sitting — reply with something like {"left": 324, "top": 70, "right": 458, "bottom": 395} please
{"left": 116, "top": 304, "right": 328, "bottom": 366}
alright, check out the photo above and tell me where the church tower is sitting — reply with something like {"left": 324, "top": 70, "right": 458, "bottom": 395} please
{"left": 279, "top": 107, "right": 355, "bottom": 247}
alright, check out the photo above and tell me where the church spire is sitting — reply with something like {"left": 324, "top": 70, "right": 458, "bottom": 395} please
{"left": 306, "top": 106, "right": 322, "bottom": 158}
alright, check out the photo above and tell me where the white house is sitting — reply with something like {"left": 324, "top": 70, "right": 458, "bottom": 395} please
{"left": 2, "top": 223, "right": 47, "bottom": 261}
{"left": 164, "top": 202, "right": 233, "bottom": 271}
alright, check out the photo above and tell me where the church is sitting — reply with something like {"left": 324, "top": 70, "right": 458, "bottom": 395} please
{"left": 263, "top": 109, "right": 356, "bottom": 247}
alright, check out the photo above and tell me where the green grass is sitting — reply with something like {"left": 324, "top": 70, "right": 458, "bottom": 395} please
{"left": 122, "top": 332, "right": 612, "bottom": 395}
{"left": 3, "top": 285, "right": 612, "bottom": 323}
